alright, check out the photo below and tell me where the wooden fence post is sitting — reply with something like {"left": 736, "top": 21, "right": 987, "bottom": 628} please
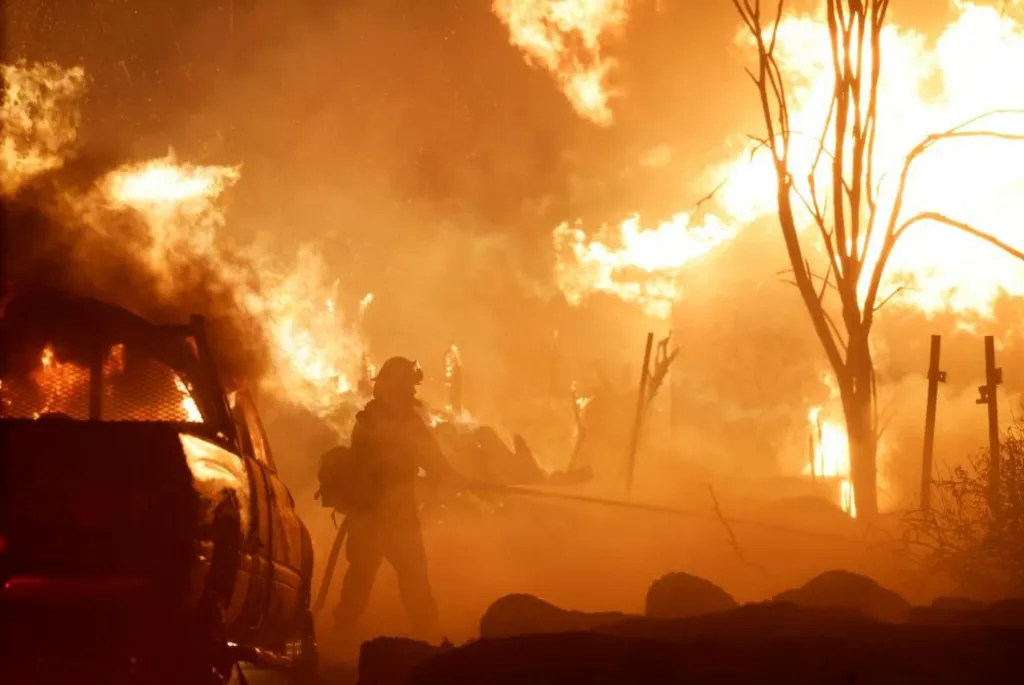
{"left": 976, "top": 335, "right": 1002, "bottom": 512}
{"left": 920, "top": 334, "right": 945, "bottom": 510}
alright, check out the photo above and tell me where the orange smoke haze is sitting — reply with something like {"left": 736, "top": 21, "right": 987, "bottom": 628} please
{"left": 6, "top": 0, "right": 1024, "bottom": 646}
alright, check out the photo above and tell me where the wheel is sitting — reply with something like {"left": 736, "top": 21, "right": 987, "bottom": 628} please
{"left": 289, "top": 602, "right": 318, "bottom": 684}
{"left": 289, "top": 527, "right": 319, "bottom": 683}
{"left": 142, "top": 491, "right": 241, "bottom": 685}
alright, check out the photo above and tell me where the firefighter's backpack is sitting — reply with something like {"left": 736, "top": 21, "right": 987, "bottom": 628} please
{"left": 315, "top": 444, "right": 370, "bottom": 513}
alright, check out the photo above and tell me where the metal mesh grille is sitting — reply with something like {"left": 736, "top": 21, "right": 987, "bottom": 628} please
{"left": 101, "top": 344, "right": 203, "bottom": 423}
{"left": 0, "top": 346, "right": 92, "bottom": 420}
{"left": 0, "top": 342, "right": 204, "bottom": 423}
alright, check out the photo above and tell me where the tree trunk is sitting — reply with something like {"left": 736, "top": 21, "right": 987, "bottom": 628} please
{"left": 841, "top": 339, "right": 879, "bottom": 518}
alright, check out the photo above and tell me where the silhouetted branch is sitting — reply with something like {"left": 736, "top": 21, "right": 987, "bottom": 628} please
{"left": 708, "top": 485, "right": 778, "bottom": 585}
{"left": 643, "top": 333, "right": 680, "bottom": 410}
{"left": 872, "top": 285, "right": 906, "bottom": 312}
{"left": 896, "top": 212, "right": 1024, "bottom": 261}
{"left": 863, "top": 110, "right": 1024, "bottom": 320}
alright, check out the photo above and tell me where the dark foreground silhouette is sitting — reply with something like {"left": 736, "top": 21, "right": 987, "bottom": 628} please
{"left": 356, "top": 570, "right": 1024, "bottom": 685}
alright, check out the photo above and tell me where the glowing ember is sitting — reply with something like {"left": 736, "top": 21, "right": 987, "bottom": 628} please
{"left": 492, "top": 0, "right": 631, "bottom": 125}
{"left": 716, "top": 2, "right": 1024, "bottom": 319}
{"left": 0, "top": 61, "right": 86, "bottom": 193}
{"left": 553, "top": 212, "right": 737, "bottom": 318}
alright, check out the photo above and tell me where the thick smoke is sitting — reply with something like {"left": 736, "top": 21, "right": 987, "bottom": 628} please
{"left": 2, "top": 154, "right": 272, "bottom": 385}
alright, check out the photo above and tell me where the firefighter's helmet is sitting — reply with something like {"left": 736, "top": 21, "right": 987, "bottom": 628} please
{"left": 373, "top": 356, "right": 423, "bottom": 395}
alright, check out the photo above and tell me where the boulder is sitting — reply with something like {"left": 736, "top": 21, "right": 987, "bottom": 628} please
{"left": 984, "top": 597, "right": 1024, "bottom": 625}
{"left": 931, "top": 596, "right": 986, "bottom": 612}
{"left": 644, "top": 572, "right": 738, "bottom": 619}
{"left": 772, "top": 569, "right": 910, "bottom": 622}
{"left": 909, "top": 596, "right": 986, "bottom": 626}
{"left": 479, "top": 594, "right": 630, "bottom": 639}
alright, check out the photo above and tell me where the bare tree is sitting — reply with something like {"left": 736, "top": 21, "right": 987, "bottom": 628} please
{"left": 733, "top": 0, "right": 1024, "bottom": 517}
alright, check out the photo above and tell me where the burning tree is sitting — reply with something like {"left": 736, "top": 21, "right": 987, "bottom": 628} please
{"left": 733, "top": 0, "right": 1024, "bottom": 517}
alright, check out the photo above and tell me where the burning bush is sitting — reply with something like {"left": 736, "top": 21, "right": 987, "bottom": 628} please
{"left": 903, "top": 419, "right": 1024, "bottom": 600}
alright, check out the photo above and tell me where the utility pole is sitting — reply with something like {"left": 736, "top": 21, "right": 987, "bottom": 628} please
{"left": 920, "top": 335, "right": 946, "bottom": 510}
{"left": 976, "top": 335, "right": 1002, "bottom": 512}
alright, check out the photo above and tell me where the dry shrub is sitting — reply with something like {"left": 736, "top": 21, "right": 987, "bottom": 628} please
{"left": 903, "top": 419, "right": 1024, "bottom": 600}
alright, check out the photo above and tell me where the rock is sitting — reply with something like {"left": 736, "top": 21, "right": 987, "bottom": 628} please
{"left": 908, "top": 596, "right": 986, "bottom": 626}
{"left": 984, "top": 597, "right": 1024, "bottom": 625}
{"left": 358, "top": 636, "right": 449, "bottom": 685}
{"left": 479, "top": 594, "right": 631, "bottom": 639}
{"left": 644, "top": 572, "right": 738, "bottom": 619}
{"left": 772, "top": 569, "right": 910, "bottom": 622}
{"left": 931, "top": 596, "right": 986, "bottom": 612}
{"left": 602, "top": 601, "right": 878, "bottom": 642}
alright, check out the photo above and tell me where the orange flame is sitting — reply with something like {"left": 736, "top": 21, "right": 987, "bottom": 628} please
{"left": 553, "top": 212, "right": 737, "bottom": 318}
{"left": 0, "top": 61, "right": 86, "bottom": 193}
{"left": 444, "top": 344, "right": 462, "bottom": 382}
{"left": 27, "top": 343, "right": 203, "bottom": 422}
{"left": 2, "top": 62, "right": 370, "bottom": 419}
{"left": 715, "top": 2, "right": 1024, "bottom": 318}
{"left": 30, "top": 345, "right": 87, "bottom": 418}
{"left": 173, "top": 375, "right": 203, "bottom": 422}
{"left": 492, "top": 0, "right": 631, "bottom": 125}
{"left": 805, "top": 405, "right": 857, "bottom": 518}
{"left": 103, "top": 159, "right": 368, "bottom": 416}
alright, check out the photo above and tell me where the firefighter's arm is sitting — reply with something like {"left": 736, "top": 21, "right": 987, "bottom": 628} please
{"left": 350, "top": 416, "right": 371, "bottom": 453}
{"left": 413, "top": 421, "right": 470, "bottom": 488}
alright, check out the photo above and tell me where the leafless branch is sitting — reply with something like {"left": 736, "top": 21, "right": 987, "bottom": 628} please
{"left": 872, "top": 285, "right": 906, "bottom": 312}
{"left": 863, "top": 111, "right": 1024, "bottom": 320}
{"left": 689, "top": 179, "right": 728, "bottom": 218}
{"left": 708, "top": 485, "right": 778, "bottom": 584}
{"left": 896, "top": 212, "right": 1024, "bottom": 261}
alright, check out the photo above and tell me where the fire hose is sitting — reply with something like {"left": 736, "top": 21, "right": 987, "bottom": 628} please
{"left": 312, "top": 483, "right": 858, "bottom": 615}
{"left": 310, "top": 484, "right": 648, "bottom": 616}
{"left": 312, "top": 517, "right": 348, "bottom": 616}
